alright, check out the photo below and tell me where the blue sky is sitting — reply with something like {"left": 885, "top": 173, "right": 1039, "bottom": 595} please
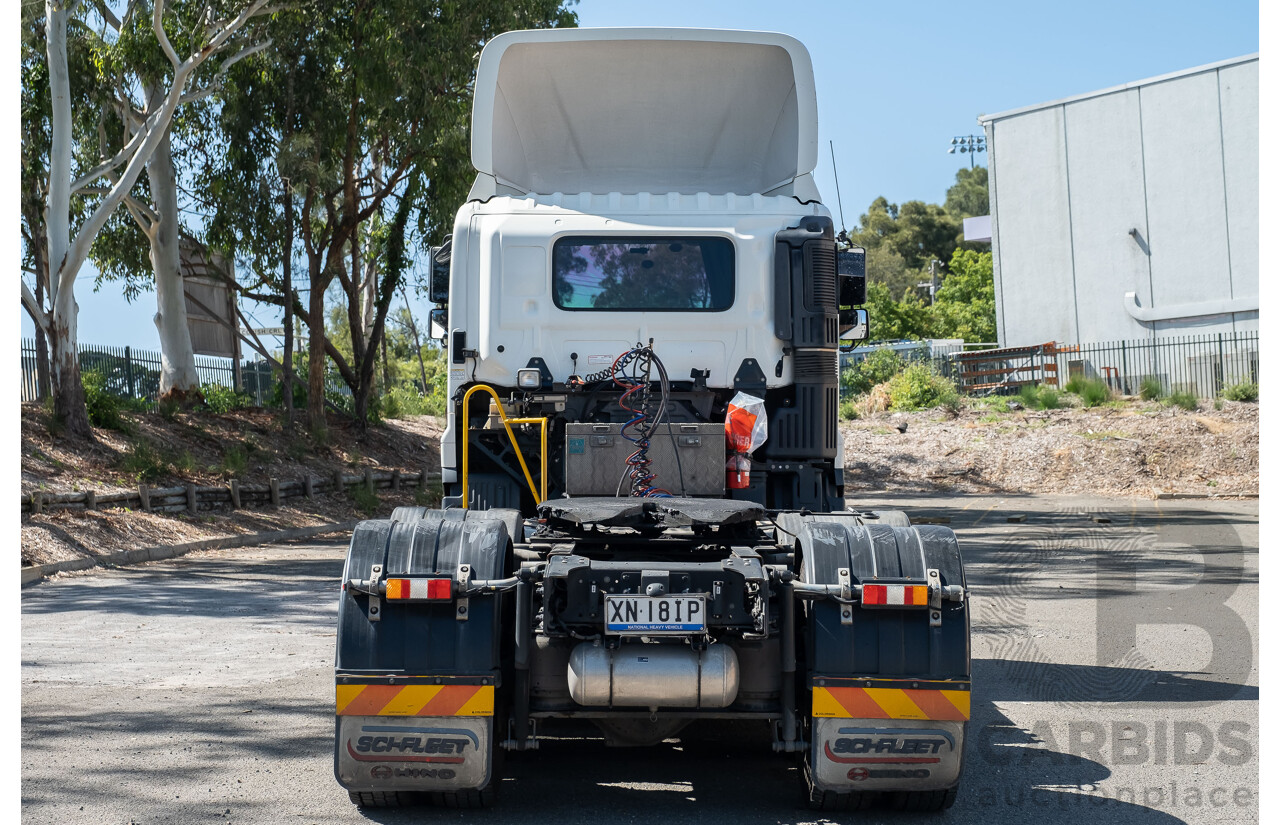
{"left": 25, "top": 0, "right": 1259, "bottom": 351}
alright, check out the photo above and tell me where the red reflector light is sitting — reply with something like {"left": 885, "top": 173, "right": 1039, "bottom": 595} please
{"left": 861, "top": 583, "right": 928, "bottom": 607}
{"left": 384, "top": 578, "right": 451, "bottom": 600}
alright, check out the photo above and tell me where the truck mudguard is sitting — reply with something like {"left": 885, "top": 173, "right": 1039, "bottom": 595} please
{"left": 797, "top": 518, "right": 969, "bottom": 805}
{"left": 337, "top": 518, "right": 510, "bottom": 673}
{"left": 335, "top": 518, "right": 512, "bottom": 802}
{"left": 799, "top": 520, "right": 968, "bottom": 678}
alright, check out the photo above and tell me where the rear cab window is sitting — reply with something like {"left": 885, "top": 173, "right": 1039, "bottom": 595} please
{"left": 552, "top": 237, "right": 734, "bottom": 311}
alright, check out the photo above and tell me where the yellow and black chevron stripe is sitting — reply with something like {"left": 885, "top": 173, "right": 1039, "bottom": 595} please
{"left": 813, "top": 679, "right": 970, "bottom": 721}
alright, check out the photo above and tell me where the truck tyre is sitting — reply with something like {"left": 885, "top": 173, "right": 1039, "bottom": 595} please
{"left": 804, "top": 761, "right": 875, "bottom": 811}
{"left": 429, "top": 786, "right": 497, "bottom": 809}
{"left": 348, "top": 790, "right": 413, "bottom": 808}
{"left": 888, "top": 787, "right": 959, "bottom": 811}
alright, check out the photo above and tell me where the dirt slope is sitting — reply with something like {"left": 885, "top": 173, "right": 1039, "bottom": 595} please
{"left": 842, "top": 400, "right": 1257, "bottom": 498}
{"left": 21, "top": 405, "right": 443, "bottom": 568}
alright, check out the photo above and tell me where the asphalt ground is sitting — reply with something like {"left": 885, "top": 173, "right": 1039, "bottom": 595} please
{"left": 21, "top": 493, "right": 1258, "bottom": 824}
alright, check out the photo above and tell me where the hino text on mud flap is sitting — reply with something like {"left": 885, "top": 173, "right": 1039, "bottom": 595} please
{"left": 333, "top": 27, "right": 971, "bottom": 813}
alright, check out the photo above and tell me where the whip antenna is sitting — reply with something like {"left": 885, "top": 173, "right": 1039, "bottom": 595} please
{"left": 829, "top": 140, "right": 848, "bottom": 244}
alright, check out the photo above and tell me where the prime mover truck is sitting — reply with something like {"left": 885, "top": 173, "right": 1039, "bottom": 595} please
{"left": 334, "top": 27, "right": 970, "bottom": 812}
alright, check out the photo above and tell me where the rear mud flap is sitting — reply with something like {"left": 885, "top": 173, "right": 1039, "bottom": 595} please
{"left": 335, "top": 716, "right": 492, "bottom": 793}
{"left": 809, "top": 718, "right": 965, "bottom": 793}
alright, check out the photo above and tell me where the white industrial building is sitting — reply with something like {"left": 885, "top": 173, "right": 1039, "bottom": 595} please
{"left": 980, "top": 55, "right": 1258, "bottom": 348}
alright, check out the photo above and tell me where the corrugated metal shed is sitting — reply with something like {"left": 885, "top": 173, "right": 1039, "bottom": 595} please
{"left": 979, "top": 55, "right": 1258, "bottom": 347}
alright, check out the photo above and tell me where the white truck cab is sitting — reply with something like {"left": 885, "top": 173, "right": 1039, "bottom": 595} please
{"left": 437, "top": 28, "right": 860, "bottom": 508}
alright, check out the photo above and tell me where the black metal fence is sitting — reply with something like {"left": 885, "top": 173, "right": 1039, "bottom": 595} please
{"left": 1040, "top": 331, "right": 1259, "bottom": 399}
{"left": 936, "top": 331, "right": 1258, "bottom": 398}
{"left": 20, "top": 339, "right": 277, "bottom": 407}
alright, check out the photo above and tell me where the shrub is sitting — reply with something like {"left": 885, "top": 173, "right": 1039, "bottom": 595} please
{"left": 838, "top": 397, "right": 858, "bottom": 420}
{"left": 381, "top": 384, "right": 436, "bottom": 419}
{"left": 158, "top": 396, "right": 181, "bottom": 421}
{"left": 218, "top": 444, "right": 248, "bottom": 478}
{"left": 119, "top": 441, "right": 166, "bottom": 482}
{"left": 202, "top": 383, "right": 251, "bottom": 414}
{"left": 171, "top": 449, "right": 196, "bottom": 473}
{"left": 415, "top": 480, "right": 444, "bottom": 508}
{"left": 885, "top": 364, "right": 958, "bottom": 411}
{"left": 351, "top": 483, "right": 379, "bottom": 517}
{"left": 1078, "top": 379, "right": 1111, "bottom": 408}
{"left": 1139, "top": 376, "right": 1164, "bottom": 401}
{"left": 1017, "top": 384, "right": 1038, "bottom": 408}
{"left": 842, "top": 347, "right": 904, "bottom": 396}
{"left": 268, "top": 379, "right": 308, "bottom": 410}
{"left": 1037, "top": 387, "right": 1061, "bottom": 410}
{"left": 1062, "top": 376, "right": 1086, "bottom": 395}
{"left": 1168, "top": 391, "right": 1198, "bottom": 411}
{"left": 82, "top": 370, "right": 127, "bottom": 431}
{"left": 1221, "top": 381, "right": 1258, "bottom": 402}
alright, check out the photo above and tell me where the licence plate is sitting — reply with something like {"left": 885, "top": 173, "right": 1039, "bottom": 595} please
{"left": 604, "top": 595, "right": 706, "bottom": 634}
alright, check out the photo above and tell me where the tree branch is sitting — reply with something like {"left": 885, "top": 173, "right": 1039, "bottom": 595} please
{"left": 72, "top": 126, "right": 147, "bottom": 194}
{"left": 183, "top": 289, "right": 349, "bottom": 417}
{"left": 152, "top": 0, "right": 182, "bottom": 68}
{"left": 177, "top": 38, "right": 272, "bottom": 106}
{"left": 22, "top": 280, "right": 51, "bottom": 336}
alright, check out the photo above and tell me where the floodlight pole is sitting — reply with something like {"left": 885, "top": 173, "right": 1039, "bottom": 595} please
{"left": 948, "top": 134, "right": 986, "bottom": 169}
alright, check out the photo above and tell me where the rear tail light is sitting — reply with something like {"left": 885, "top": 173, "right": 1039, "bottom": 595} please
{"left": 384, "top": 578, "right": 453, "bottom": 601}
{"left": 862, "top": 583, "right": 928, "bottom": 607}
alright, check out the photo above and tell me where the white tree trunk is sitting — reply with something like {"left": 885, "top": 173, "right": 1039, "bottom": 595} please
{"left": 44, "top": 0, "right": 91, "bottom": 436}
{"left": 145, "top": 105, "right": 200, "bottom": 399}
{"left": 40, "top": 0, "right": 268, "bottom": 434}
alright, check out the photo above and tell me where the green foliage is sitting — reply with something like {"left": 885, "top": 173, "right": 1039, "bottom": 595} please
{"left": 218, "top": 444, "right": 248, "bottom": 478}
{"left": 945, "top": 166, "right": 989, "bottom": 218}
{"left": 864, "top": 281, "right": 931, "bottom": 341}
{"left": 1065, "top": 378, "right": 1112, "bottom": 407}
{"left": 203, "top": 0, "right": 577, "bottom": 431}
{"left": 201, "top": 383, "right": 251, "bottom": 414}
{"left": 1139, "top": 376, "right": 1164, "bottom": 401}
{"left": 885, "top": 364, "right": 958, "bottom": 411}
{"left": 839, "top": 397, "right": 859, "bottom": 420}
{"left": 171, "top": 450, "right": 196, "bottom": 474}
{"left": 119, "top": 441, "right": 166, "bottom": 483}
{"left": 351, "top": 483, "right": 380, "bottom": 517}
{"left": 1018, "top": 384, "right": 1062, "bottom": 411}
{"left": 842, "top": 347, "right": 904, "bottom": 395}
{"left": 82, "top": 370, "right": 128, "bottom": 431}
{"left": 415, "top": 480, "right": 444, "bottom": 509}
{"left": 381, "top": 384, "right": 441, "bottom": 419}
{"left": 848, "top": 197, "right": 962, "bottom": 274}
{"left": 158, "top": 396, "right": 181, "bottom": 421}
{"left": 858, "top": 246, "right": 995, "bottom": 345}
{"left": 1221, "top": 381, "right": 1258, "bottom": 402}
{"left": 1168, "top": 391, "right": 1198, "bottom": 411}
{"left": 930, "top": 249, "right": 996, "bottom": 343}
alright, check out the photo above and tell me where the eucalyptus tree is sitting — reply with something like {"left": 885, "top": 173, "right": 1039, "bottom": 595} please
{"left": 32, "top": 0, "right": 269, "bottom": 437}
{"left": 207, "top": 0, "right": 577, "bottom": 439}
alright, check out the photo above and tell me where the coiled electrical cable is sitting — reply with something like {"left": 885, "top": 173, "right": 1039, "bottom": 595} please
{"left": 590, "top": 343, "right": 685, "bottom": 498}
